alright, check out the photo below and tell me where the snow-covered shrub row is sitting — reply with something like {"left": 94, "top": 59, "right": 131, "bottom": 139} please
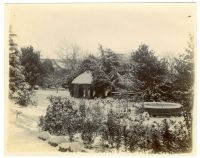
{"left": 126, "top": 118, "right": 191, "bottom": 153}
{"left": 100, "top": 112, "right": 191, "bottom": 153}
{"left": 39, "top": 96, "right": 191, "bottom": 153}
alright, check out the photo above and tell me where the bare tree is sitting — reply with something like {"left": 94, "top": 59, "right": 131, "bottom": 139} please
{"left": 46, "top": 72, "right": 65, "bottom": 93}
{"left": 57, "top": 42, "right": 87, "bottom": 72}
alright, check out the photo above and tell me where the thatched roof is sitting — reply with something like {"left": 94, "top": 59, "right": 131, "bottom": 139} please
{"left": 72, "top": 71, "right": 93, "bottom": 84}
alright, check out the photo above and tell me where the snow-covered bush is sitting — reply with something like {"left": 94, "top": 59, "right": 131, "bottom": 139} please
{"left": 9, "top": 28, "right": 35, "bottom": 107}
{"left": 159, "top": 119, "right": 192, "bottom": 153}
{"left": 39, "top": 96, "right": 79, "bottom": 140}
{"left": 125, "top": 118, "right": 192, "bottom": 153}
{"left": 134, "top": 103, "right": 144, "bottom": 115}
{"left": 89, "top": 102, "right": 105, "bottom": 134}
{"left": 12, "top": 83, "right": 36, "bottom": 106}
{"left": 81, "top": 118, "right": 96, "bottom": 148}
{"left": 101, "top": 110, "right": 124, "bottom": 150}
{"left": 79, "top": 99, "right": 87, "bottom": 119}
{"left": 142, "top": 112, "right": 150, "bottom": 121}
{"left": 39, "top": 96, "right": 191, "bottom": 153}
{"left": 126, "top": 118, "right": 149, "bottom": 152}
{"left": 79, "top": 101, "right": 105, "bottom": 148}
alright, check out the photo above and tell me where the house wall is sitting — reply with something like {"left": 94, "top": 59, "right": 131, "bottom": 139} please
{"left": 72, "top": 84, "right": 92, "bottom": 98}
{"left": 71, "top": 84, "right": 108, "bottom": 99}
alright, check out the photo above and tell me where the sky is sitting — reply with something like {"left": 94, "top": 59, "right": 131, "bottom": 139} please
{"left": 6, "top": 3, "right": 196, "bottom": 59}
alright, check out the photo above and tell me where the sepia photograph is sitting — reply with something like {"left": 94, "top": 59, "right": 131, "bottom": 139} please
{"left": 4, "top": 2, "right": 196, "bottom": 155}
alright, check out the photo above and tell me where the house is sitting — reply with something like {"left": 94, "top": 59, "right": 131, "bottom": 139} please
{"left": 71, "top": 71, "right": 94, "bottom": 98}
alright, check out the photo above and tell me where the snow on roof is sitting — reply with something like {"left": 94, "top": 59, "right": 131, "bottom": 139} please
{"left": 72, "top": 71, "right": 93, "bottom": 84}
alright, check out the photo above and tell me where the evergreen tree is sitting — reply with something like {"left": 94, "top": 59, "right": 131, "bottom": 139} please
{"left": 173, "top": 34, "right": 194, "bottom": 111}
{"left": 99, "top": 44, "right": 120, "bottom": 75}
{"left": 21, "top": 46, "right": 43, "bottom": 89}
{"left": 9, "top": 27, "right": 25, "bottom": 96}
{"left": 131, "top": 44, "right": 167, "bottom": 101}
{"left": 41, "top": 59, "right": 54, "bottom": 75}
{"left": 9, "top": 26, "right": 34, "bottom": 106}
{"left": 173, "top": 34, "right": 194, "bottom": 139}
{"left": 78, "top": 55, "right": 98, "bottom": 72}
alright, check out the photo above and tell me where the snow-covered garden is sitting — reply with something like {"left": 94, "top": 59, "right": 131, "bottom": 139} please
{"left": 7, "top": 89, "right": 191, "bottom": 154}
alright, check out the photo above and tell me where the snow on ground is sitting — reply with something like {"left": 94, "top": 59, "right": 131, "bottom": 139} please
{"left": 6, "top": 90, "right": 70, "bottom": 154}
{"left": 6, "top": 89, "right": 184, "bottom": 154}
{"left": 36, "top": 89, "right": 70, "bottom": 115}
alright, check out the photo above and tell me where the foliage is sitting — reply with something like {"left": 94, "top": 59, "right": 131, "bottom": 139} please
{"left": 99, "top": 45, "right": 120, "bottom": 75}
{"left": 9, "top": 33, "right": 23, "bottom": 94}
{"left": 78, "top": 55, "right": 99, "bottom": 72}
{"left": 64, "top": 44, "right": 122, "bottom": 97}
{"left": 12, "top": 83, "right": 35, "bottom": 106}
{"left": 92, "top": 68, "right": 111, "bottom": 97}
{"left": 79, "top": 99, "right": 87, "bottom": 118}
{"left": 80, "top": 100, "right": 104, "bottom": 147}
{"left": 173, "top": 34, "right": 194, "bottom": 112}
{"left": 39, "top": 96, "right": 79, "bottom": 141}
{"left": 90, "top": 102, "right": 105, "bottom": 131}
{"left": 131, "top": 44, "right": 169, "bottom": 101}
{"left": 41, "top": 59, "right": 55, "bottom": 75}
{"left": 81, "top": 118, "right": 96, "bottom": 147}
{"left": 124, "top": 117, "right": 192, "bottom": 153}
{"left": 101, "top": 109, "right": 125, "bottom": 150}
{"left": 40, "top": 96, "right": 192, "bottom": 153}
{"left": 40, "top": 59, "right": 68, "bottom": 89}
{"left": 67, "top": 52, "right": 112, "bottom": 97}
{"left": 9, "top": 26, "right": 34, "bottom": 106}
{"left": 21, "top": 46, "right": 44, "bottom": 89}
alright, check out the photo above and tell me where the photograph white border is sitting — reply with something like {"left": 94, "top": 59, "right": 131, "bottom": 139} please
{"left": 0, "top": 0, "right": 199, "bottom": 158}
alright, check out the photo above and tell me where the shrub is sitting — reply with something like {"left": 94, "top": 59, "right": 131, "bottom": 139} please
{"left": 161, "top": 119, "right": 175, "bottom": 152}
{"left": 101, "top": 110, "right": 123, "bottom": 149}
{"left": 80, "top": 101, "right": 105, "bottom": 148}
{"left": 12, "top": 83, "right": 36, "bottom": 106}
{"left": 124, "top": 118, "right": 192, "bottom": 153}
{"left": 39, "top": 96, "right": 192, "bottom": 153}
{"left": 39, "top": 96, "right": 79, "bottom": 140}
{"left": 126, "top": 119, "right": 149, "bottom": 152}
{"left": 89, "top": 103, "right": 105, "bottom": 134}
{"left": 79, "top": 99, "right": 87, "bottom": 119}
{"left": 81, "top": 118, "right": 96, "bottom": 148}
{"left": 151, "top": 130, "right": 162, "bottom": 153}
{"left": 149, "top": 119, "right": 191, "bottom": 153}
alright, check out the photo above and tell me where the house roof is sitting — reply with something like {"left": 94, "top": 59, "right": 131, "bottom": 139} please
{"left": 72, "top": 71, "right": 93, "bottom": 84}
{"left": 41, "top": 59, "right": 66, "bottom": 70}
